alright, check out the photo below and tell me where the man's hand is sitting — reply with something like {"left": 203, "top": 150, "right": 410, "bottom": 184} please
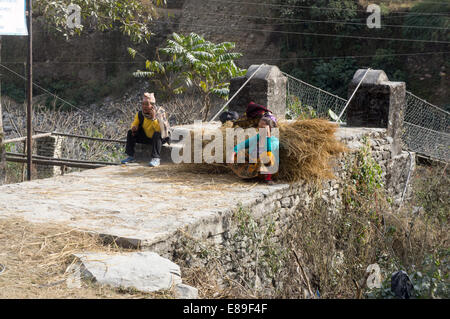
{"left": 131, "top": 125, "right": 138, "bottom": 135}
{"left": 149, "top": 107, "right": 156, "bottom": 119}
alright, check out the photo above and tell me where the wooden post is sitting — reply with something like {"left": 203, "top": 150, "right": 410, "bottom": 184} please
{"left": 26, "top": 0, "right": 33, "bottom": 181}
{"left": 22, "top": 140, "right": 27, "bottom": 181}
{"left": 0, "top": 35, "right": 6, "bottom": 185}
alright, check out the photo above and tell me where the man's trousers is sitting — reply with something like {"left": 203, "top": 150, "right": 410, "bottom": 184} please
{"left": 125, "top": 129, "right": 161, "bottom": 159}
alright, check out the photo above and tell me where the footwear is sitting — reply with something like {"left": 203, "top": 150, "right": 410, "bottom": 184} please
{"left": 121, "top": 156, "right": 135, "bottom": 164}
{"left": 149, "top": 158, "right": 160, "bottom": 167}
{"left": 265, "top": 180, "right": 275, "bottom": 185}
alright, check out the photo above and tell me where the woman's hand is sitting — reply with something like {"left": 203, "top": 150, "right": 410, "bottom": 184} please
{"left": 228, "top": 151, "right": 236, "bottom": 164}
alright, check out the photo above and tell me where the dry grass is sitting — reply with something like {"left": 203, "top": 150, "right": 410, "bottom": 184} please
{"left": 182, "top": 265, "right": 240, "bottom": 299}
{"left": 0, "top": 218, "right": 172, "bottom": 299}
{"left": 277, "top": 119, "right": 348, "bottom": 182}
{"left": 274, "top": 161, "right": 449, "bottom": 299}
{"left": 278, "top": 195, "right": 449, "bottom": 298}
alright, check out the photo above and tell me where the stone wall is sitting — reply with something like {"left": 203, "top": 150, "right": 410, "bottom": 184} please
{"left": 35, "top": 136, "right": 63, "bottom": 179}
{"left": 346, "top": 69, "right": 406, "bottom": 156}
{"left": 178, "top": 0, "right": 282, "bottom": 68}
{"left": 142, "top": 127, "right": 415, "bottom": 294}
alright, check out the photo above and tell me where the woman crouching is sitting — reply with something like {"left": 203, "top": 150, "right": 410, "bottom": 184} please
{"left": 229, "top": 115, "right": 279, "bottom": 184}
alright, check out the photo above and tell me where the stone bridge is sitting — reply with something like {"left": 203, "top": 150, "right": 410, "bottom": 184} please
{"left": 0, "top": 67, "right": 416, "bottom": 296}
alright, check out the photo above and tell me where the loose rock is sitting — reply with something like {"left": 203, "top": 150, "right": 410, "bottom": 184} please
{"left": 72, "top": 251, "right": 182, "bottom": 293}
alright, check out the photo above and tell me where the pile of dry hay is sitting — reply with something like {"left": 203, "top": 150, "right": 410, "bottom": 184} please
{"left": 183, "top": 118, "right": 348, "bottom": 183}
{"left": 277, "top": 119, "right": 348, "bottom": 182}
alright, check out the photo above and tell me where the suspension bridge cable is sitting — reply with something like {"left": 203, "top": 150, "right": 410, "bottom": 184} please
{"left": 245, "top": 51, "right": 450, "bottom": 62}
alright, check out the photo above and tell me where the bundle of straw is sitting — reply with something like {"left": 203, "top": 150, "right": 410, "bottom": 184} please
{"left": 183, "top": 118, "right": 347, "bottom": 183}
{"left": 277, "top": 118, "right": 348, "bottom": 182}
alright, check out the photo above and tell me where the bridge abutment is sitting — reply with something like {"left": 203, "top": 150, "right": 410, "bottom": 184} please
{"left": 346, "top": 69, "right": 406, "bottom": 156}
{"left": 228, "top": 64, "right": 287, "bottom": 120}
{"left": 167, "top": 128, "right": 415, "bottom": 295}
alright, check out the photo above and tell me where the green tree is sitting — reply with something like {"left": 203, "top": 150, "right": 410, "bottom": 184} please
{"left": 371, "top": 49, "right": 405, "bottom": 82}
{"left": 278, "top": 0, "right": 358, "bottom": 24}
{"left": 402, "top": 0, "right": 450, "bottom": 43}
{"left": 34, "top": 0, "right": 165, "bottom": 42}
{"left": 129, "top": 32, "right": 246, "bottom": 120}
{"left": 1, "top": 1, "right": 164, "bottom": 105}
{"left": 312, "top": 58, "right": 357, "bottom": 98}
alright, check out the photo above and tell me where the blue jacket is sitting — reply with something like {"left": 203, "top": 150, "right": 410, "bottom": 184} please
{"left": 234, "top": 134, "right": 279, "bottom": 162}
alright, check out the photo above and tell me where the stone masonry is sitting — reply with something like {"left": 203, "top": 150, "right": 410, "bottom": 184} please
{"left": 0, "top": 126, "right": 415, "bottom": 296}
{"left": 169, "top": 127, "right": 415, "bottom": 295}
{"left": 346, "top": 69, "right": 406, "bottom": 156}
{"left": 35, "top": 136, "right": 63, "bottom": 179}
{"left": 228, "top": 64, "right": 287, "bottom": 119}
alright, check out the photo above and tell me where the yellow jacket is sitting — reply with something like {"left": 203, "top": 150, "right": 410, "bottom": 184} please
{"left": 131, "top": 113, "right": 161, "bottom": 138}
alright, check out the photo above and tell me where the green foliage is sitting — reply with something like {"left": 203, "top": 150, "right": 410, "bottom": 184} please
{"left": 80, "top": 127, "right": 124, "bottom": 163}
{"left": 35, "top": 0, "right": 163, "bottom": 42}
{"left": 367, "top": 250, "right": 449, "bottom": 299}
{"left": 312, "top": 58, "right": 357, "bottom": 98}
{"left": 277, "top": 0, "right": 448, "bottom": 103}
{"left": 1, "top": 82, "right": 25, "bottom": 104}
{"left": 402, "top": 0, "right": 450, "bottom": 42}
{"left": 286, "top": 95, "right": 318, "bottom": 120}
{"left": 283, "top": 145, "right": 447, "bottom": 299}
{"left": 351, "top": 136, "right": 384, "bottom": 195}
{"left": 130, "top": 32, "right": 246, "bottom": 120}
{"left": 278, "top": 0, "right": 358, "bottom": 28}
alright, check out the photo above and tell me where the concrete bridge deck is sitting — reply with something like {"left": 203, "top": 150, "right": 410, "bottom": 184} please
{"left": 0, "top": 127, "right": 397, "bottom": 255}
{"left": 0, "top": 163, "right": 286, "bottom": 250}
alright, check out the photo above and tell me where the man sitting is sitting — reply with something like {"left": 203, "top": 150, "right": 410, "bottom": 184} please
{"left": 121, "top": 93, "right": 170, "bottom": 167}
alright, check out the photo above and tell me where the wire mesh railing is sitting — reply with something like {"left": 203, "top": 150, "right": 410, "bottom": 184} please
{"left": 284, "top": 73, "right": 449, "bottom": 162}
{"left": 403, "top": 92, "right": 449, "bottom": 162}
{"left": 283, "top": 72, "right": 347, "bottom": 121}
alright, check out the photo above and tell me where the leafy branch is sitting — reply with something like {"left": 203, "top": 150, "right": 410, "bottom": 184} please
{"left": 129, "top": 32, "right": 246, "bottom": 120}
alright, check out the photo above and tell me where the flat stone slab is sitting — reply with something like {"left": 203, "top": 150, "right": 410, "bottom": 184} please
{"left": 72, "top": 251, "right": 182, "bottom": 292}
{"left": 0, "top": 163, "right": 286, "bottom": 249}
{"left": 0, "top": 127, "right": 383, "bottom": 250}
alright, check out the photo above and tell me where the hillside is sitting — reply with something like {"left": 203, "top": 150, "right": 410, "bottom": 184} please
{"left": 0, "top": 0, "right": 448, "bottom": 108}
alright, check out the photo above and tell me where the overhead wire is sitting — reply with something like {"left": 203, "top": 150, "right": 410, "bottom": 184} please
{"left": 1, "top": 51, "right": 448, "bottom": 65}
{"left": 206, "top": 0, "right": 450, "bottom": 16}
{"left": 190, "top": 11, "right": 450, "bottom": 30}
{"left": 0, "top": 63, "right": 94, "bottom": 118}
{"left": 147, "top": 20, "right": 450, "bottom": 44}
